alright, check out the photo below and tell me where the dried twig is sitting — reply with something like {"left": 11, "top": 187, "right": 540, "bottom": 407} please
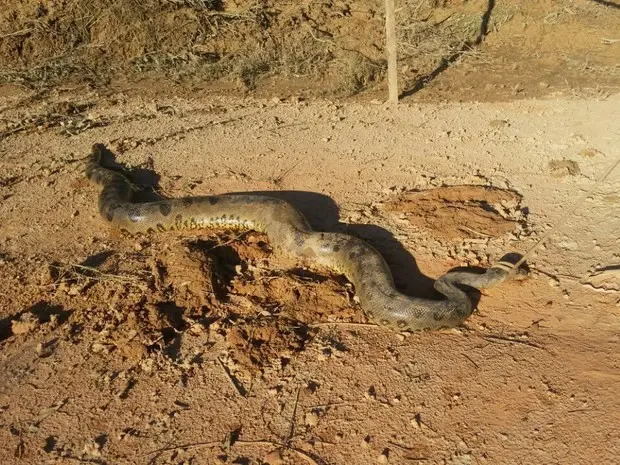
{"left": 147, "top": 440, "right": 221, "bottom": 455}
{"left": 56, "top": 263, "right": 142, "bottom": 283}
{"left": 32, "top": 397, "right": 69, "bottom": 427}
{"left": 0, "top": 28, "right": 35, "bottom": 39}
{"left": 147, "top": 438, "right": 326, "bottom": 465}
{"left": 307, "top": 401, "right": 362, "bottom": 411}
{"left": 310, "top": 321, "right": 378, "bottom": 329}
{"left": 482, "top": 334, "right": 545, "bottom": 350}
{"left": 205, "top": 231, "right": 251, "bottom": 251}
{"left": 287, "top": 386, "right": 302, "bottom": 443}
{"left": 462, "top": 353, "right": 479, "bottom": 369}
{"left": 216, "top": 356, "right": 247, "bottom": 397}
{"left": 272, "top": 157, "right": 305, "bottom": 186}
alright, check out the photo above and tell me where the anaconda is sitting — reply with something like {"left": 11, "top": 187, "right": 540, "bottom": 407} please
{"left": 86, "top": 143, "right": 521, "bottom": 331}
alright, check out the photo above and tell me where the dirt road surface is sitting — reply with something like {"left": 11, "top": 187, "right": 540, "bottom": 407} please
{"left": 1, "top": 87, "right": 619, "bottom": 464}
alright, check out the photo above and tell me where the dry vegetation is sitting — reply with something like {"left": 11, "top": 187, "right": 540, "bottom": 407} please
{"left": 1, "top": 0, "right": 619, "bottom": 99}
{"left": 0, "top": 0, "right": 383, "bottom": 93}
{"left": 0, "top": 0, "right": 536, "bottom": 96}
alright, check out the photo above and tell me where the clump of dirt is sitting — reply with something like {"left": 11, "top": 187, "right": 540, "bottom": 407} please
{"left": 581, "top": 267, "right": 620, "bottom": 292}
{"left": 152, "top": 240, "right": 232, "bottom": 314}
{"left": 385, "top": 185, "right": 524, "bottom": 240}
{"left": 150, "top": 230, "right": 357, "bottom": 372}
{"left": 224, "top": 265, "right": 358, "bottom": 371}
{"left": 548, "top": 159, "right": 581, "bottom": 177}
{"left": 1, "top": 229, "right": 359, "bottom": 373}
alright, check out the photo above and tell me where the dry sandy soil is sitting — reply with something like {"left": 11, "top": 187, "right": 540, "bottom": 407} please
{"left": 1, "top": 89, "right": 619, "bottom": 465}
{"left": 1, "top": 1, "right": 620, "bottom": 465}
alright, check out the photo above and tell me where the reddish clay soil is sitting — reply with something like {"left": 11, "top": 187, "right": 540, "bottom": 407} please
{"left": 1, "top": 1, "right": 620, "bottom": 464}
{"left": 1, "top": 90, "right": 619, "bottom": 464}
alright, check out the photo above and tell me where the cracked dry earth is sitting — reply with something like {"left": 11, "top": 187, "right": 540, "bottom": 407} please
{"left": 0, "top": 91, "right": 619, "bottom": 465}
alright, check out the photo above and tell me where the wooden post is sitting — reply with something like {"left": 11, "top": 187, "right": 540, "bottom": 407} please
{"left": 384, "top": 0, "right": 398, "bottom": 103}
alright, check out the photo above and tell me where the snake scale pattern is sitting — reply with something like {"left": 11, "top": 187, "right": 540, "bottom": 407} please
{"left": 86, "top": 143, "right": 519, "bottom": 331}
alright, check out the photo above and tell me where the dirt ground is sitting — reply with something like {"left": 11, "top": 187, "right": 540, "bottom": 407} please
{"left": 1, "top": 1, "right": 620, "bottom": 465}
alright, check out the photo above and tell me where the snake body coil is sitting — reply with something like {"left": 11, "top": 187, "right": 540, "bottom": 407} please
{"left": 86, "top": 144, "right": 517, "bottom": 331}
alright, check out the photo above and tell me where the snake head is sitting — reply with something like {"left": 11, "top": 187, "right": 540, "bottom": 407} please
{"left": 495, "top": 252, "right": 529, "bottom": 281}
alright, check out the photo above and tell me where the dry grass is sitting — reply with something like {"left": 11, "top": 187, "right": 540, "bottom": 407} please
{"left": 332, "top": 53, "right": 386, "bottom": 97}
{"left": 0, "top": 0, "right": 345, "bottom": 91}
{"left": 0, "top": 0, "right": 380, "bottom": 94}
{"left": 0, "top": 0, "right": 616, "bottom": 97}
{"left": 396, "top": 2, "right": 514, "bottom": 66}
{"left": 0, "top": 0, "right": 585, "bottom": 96}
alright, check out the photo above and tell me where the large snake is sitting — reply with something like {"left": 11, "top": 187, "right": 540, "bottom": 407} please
{"left": 86, "top": 143, "right": 521, "bottom": 331}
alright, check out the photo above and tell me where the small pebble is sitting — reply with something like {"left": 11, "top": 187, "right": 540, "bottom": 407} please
{"left": 263, "top": 449, "right": 284, "bottom": 464}
{"left": 377, "top": 450, "right": 389, "bottom": 464}
{"left": 305, "top": 412, "right": 319, "bottom": 427}
{"left": 82, "top": 439, "right": 102, "bottom": 457}
{"left": 11, "top": 314, "right": 39, "bottom": 335}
